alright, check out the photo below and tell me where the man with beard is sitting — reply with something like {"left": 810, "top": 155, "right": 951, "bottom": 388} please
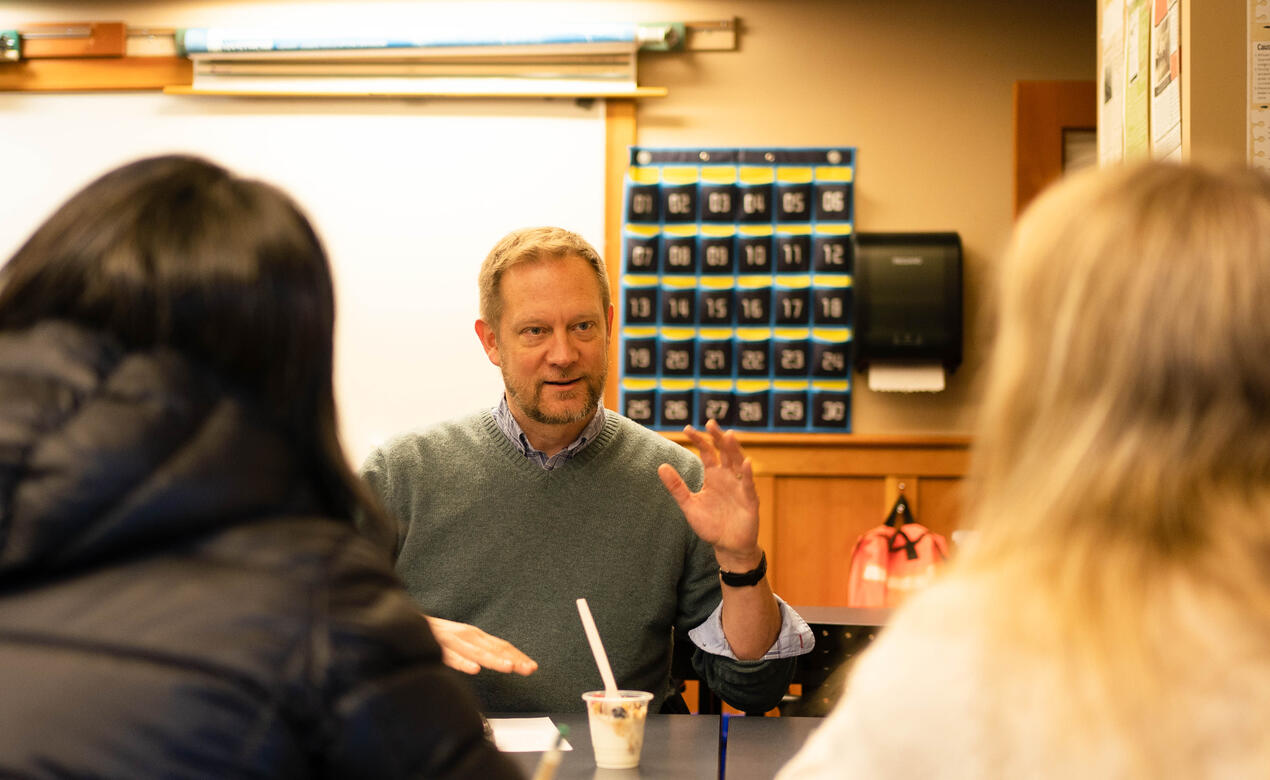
{"left": 361, "top": 227, "right": 811, "bottom": 714}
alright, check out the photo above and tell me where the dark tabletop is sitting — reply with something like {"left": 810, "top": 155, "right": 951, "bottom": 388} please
{"left": 499, "top": 713, "right": 721, "bottom": 779}
{"left": 793, "top": 605, "right": 892, "bottom": 627}
{"left": 723, "top": 716, "right": 822, "bottom": 780}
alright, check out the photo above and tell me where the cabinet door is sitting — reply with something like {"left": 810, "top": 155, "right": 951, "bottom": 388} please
{"left": 1013, "top": 80, "right": 1096, "bottom": 216}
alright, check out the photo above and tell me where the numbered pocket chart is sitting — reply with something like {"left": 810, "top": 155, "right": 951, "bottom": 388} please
{"left": 619, "top": 147, "right": 854, "bottom": 432}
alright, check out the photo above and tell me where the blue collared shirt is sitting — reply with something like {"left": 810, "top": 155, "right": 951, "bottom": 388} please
{"left": 492, "top": 396, "right": 605, "bottom": 470}
{"left": 490, "top": 396, "right": 813, "bottom": 661}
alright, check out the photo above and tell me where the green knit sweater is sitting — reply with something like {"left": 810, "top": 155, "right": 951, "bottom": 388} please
{"left": 362, "top": 410, "right": 793, "bottom": 713}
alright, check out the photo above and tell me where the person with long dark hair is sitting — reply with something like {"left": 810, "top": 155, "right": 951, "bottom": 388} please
{"left": 0, "top": 155, "right": 520, "bottom": 778}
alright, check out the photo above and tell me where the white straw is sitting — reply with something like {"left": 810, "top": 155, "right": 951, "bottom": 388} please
{"left": 576, "top": 598, "right": 619, "bottom": 698}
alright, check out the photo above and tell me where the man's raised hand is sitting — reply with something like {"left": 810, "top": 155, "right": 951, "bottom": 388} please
{"left": 657, "top": 419, "right": 763, "bottom": 572}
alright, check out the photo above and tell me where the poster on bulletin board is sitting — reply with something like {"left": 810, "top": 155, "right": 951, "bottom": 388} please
{"left": 1250, "top": 0, "right": 1270, "bottom": 170}
{"left": 618, "top": 147, "right": 856, "bottom": 433}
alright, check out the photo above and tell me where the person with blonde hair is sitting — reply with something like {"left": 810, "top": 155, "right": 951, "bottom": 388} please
{"left": 778, "top": 162, "right": 1270, "bottom": 778}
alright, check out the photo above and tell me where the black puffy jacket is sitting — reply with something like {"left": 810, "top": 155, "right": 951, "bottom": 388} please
{"left": 0, "top": 321, "right": 521, "bottom": 779}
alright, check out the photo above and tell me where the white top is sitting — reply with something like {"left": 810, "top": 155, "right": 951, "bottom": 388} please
{"left": 777, "top": 578, "right": 1270, "bottom": 779}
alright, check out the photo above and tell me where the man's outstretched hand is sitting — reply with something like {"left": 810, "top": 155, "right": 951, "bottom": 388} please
{"left": 424, "top": 615, "right": 539, "bottom": 676}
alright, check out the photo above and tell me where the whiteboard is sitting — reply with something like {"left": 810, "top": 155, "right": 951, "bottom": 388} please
{"left": 0, "top": 93, "right": 607, "bottom": 464}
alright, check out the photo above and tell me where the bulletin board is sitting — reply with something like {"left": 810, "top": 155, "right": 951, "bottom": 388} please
{"left": 0, "top": 92, "right": 607, "bottom": 464}
{"left": 618, "top": 147, "right": 855, "bottom": 433}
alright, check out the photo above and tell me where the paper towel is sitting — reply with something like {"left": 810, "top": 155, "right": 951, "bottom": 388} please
{"left": 867, "top": 362, "right": 946, "bottom": 392}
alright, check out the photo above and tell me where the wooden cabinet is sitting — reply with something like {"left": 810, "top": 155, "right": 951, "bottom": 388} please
{"left": 664, "top": 432, "right": 972, "bottom": 606}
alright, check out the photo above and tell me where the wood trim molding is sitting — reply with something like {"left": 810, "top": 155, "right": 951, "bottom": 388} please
{"left": 163, "top": 86, "right": 668, "bottom": 99}
{"left": 663, "top": 431, "right": 973, "bottom": 478}
{"left": 603, "top": 98, "right": 636, "bottom": 411}
{"left": 0, "top": 56, "right": 191, "bottom": 91}
{"left": 662, "top": 431, "right": 971, "bottom": 448}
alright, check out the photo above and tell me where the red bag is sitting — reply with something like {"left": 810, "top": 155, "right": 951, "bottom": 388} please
{"left": 847, "top": 495, "right": 949, "bottom": 608}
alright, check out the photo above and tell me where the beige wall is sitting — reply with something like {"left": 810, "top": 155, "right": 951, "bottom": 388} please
{"left": 1182, "top": 0, "right": 1246, "bottom": 164}
{"left": 636, "top": 1, "right": 1095, "bottom": 433}
{"left": 2, "top": 0, "right": 1097, "bottom": 434}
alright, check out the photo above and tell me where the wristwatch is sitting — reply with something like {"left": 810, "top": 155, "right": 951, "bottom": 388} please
{"left": 719, "top": 551, "right": 767, "bottom": 587}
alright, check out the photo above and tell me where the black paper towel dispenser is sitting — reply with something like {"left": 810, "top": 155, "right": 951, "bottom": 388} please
{"left": 853, "top": 232, "right": 962, "bottom": 374}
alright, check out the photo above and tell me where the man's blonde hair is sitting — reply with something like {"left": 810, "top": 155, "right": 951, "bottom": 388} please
{"left": 957, "top": 162, "right": 1270, "bottom": 769}
{"left": 478, "top": 226, "right": 610, "bottom": 331}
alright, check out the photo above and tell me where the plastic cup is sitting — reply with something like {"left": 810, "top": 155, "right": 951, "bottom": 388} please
{"left": 581, "top": 690, "right": 654, "bottom": 768}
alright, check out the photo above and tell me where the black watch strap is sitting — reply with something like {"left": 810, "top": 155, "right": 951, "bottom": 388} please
{"left": 719, "top": 551, "right": 767, "bottom": 587}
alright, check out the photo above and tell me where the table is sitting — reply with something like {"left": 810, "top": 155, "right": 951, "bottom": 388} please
{"left": 781, "top": 605, "right": 891, "bottom": 716}
{"left": 722, "top": 716, "right": 822, "bottom": 779}
{"left": 794, "top": 605, "right": 891, "bottom": 627}
{"left": 501, "top": 713, "right": 721, "bottom": 779}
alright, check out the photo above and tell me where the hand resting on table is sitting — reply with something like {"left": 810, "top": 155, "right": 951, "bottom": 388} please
{"left": 425, "top": 615, "right": 539, "bottom": 676}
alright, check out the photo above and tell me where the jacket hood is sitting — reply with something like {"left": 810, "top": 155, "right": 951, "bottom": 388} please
{"left": 0, "top": 321, "right": 317, "bottom": 578}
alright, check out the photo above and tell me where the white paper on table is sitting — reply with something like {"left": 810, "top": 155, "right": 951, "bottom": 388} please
{"left": 486, "top": 717, "right": 574, "bottom": 753}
